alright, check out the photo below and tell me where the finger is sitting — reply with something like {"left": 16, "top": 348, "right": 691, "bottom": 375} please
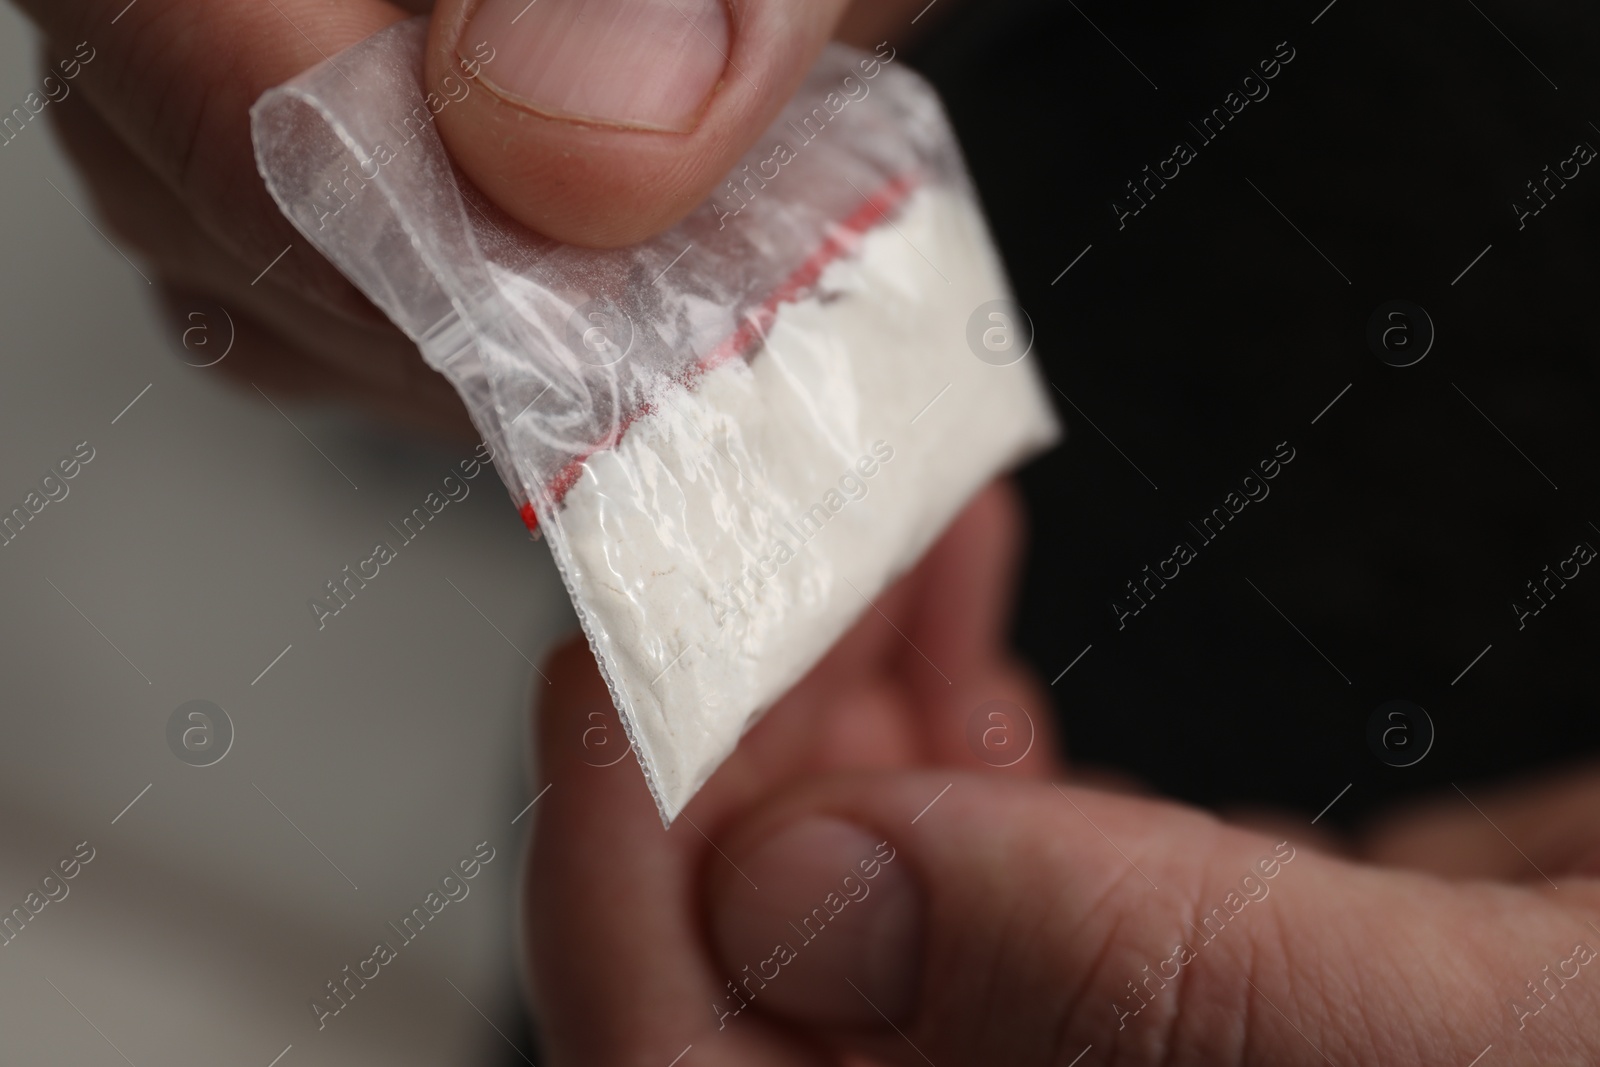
{"left": 888, "top": 480, "right": 1064, "bottom": 777}
{"left": 711, "top": 484, "right": 1058, "bottom": 793}
{"left": 706, "top": 770, "right": 1600, "bottom": 1065}
{"left": 1362, "top": 762, "right": 1600, "bottom": 881}
{"left": 15, "top": 0, "right": 409, "bottom": 317}
{"left": 524, "top": 486, "right": 1026, "bottom": 1064}
{"left": 424, "top": 0, "right": 861, "bottom": 246}
{"left": 151, "top": 287, "right": 478, "bottom": 441}
{"left": 47, "top": 86, "right": 393, "bottom": 354}
{"left": 47, "top": 94, "right": 473, "bottom": 438}
{"left": 1217, "top": 803, "right": 1352, "bottom": 858}
{"left": 526, "top": 636, "right": 833, "bottom": 1067}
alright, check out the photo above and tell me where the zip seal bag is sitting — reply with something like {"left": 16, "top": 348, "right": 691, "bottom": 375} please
{"left": 252, "top": 18, "right": 1061, "bottom": 823}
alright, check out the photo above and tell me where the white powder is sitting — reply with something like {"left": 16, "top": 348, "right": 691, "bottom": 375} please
{"left": 544, "top": 186, "right": 1060, "bottom": 821}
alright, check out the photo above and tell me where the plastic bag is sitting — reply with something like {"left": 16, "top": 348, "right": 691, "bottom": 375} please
{"left": 252, "top": 19, "right": 1060, "bottom": 823}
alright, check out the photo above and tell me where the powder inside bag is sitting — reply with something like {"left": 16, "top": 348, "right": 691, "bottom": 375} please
{"left": 545, "top": 185, "right": 1060, "bottom": 820}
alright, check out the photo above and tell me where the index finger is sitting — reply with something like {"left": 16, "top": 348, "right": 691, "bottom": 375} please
{"left": 525, "top": 637, "right": 832, "bottom": 1067}
{"left": 13, "top": 0, "right": 408, "bottom": 315}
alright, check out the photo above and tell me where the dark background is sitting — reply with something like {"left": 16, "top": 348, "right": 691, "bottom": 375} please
{"left": 913, "top": 0, "right": 1600, "bottom": 827}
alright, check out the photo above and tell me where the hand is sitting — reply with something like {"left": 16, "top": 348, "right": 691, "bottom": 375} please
{"left": 525, "top": 482, "right": 1600, "bottom": 1066}
{"left": 14, "top": 0, "right": 935, "bottom": 434}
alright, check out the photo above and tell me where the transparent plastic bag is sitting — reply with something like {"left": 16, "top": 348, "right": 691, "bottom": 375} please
{"left": 252, "top": 18, "right": 1060, "bottom": 822}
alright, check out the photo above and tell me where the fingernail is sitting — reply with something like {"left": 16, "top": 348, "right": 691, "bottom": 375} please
{"left": 707, "top": 818, "right": 921, "bottom": 1026}
{"left": 461, "top": 0, "right": 731, "bottom": 132}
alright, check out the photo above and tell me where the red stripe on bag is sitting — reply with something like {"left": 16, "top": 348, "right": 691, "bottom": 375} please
{"left": 518, "top": 172, "right": 919, "bottom": 534}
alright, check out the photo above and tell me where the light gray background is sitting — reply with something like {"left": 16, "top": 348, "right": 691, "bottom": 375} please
{"left": 0, "top": 7, "right": 575, "bottom": 1064}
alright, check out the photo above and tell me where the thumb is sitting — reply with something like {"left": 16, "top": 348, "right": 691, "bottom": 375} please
{"left": 704, "top": 771, "right": 1600, "bottom": 1066}
{"left": 424, "top": 0, "right": 858, "bottom": 247}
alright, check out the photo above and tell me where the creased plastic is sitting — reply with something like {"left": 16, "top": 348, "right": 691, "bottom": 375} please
{"left": 251, "top": 18, "right": 1061, "bottom": 823}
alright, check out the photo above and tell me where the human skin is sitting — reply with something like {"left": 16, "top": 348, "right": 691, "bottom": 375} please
{"left": 10, "top": 0, "right": 940, "bottom": 434}
{"left": 15, "top": 4, "right": 1599, "bottom": 1057}
{"left": 526, "top": 482, "right": 1600, "bottom": 1066}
